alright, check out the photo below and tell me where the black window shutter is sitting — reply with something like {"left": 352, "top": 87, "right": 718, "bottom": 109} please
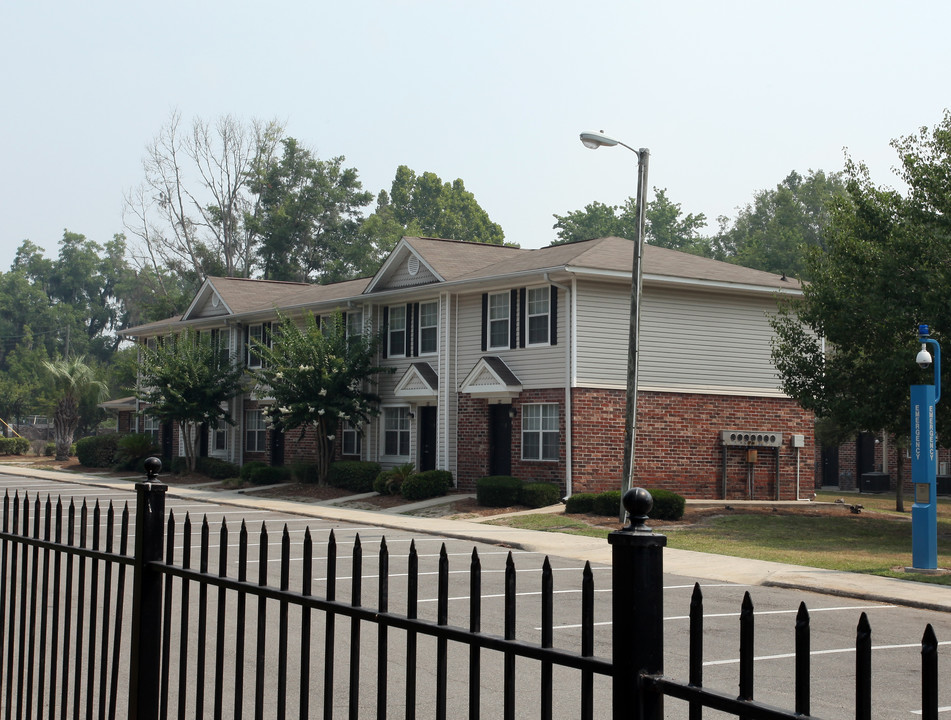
{"left": 550, "top": 286, "right": 558, "bottom": 346}
{"left": 517, "top": 288, "right": 526, "bottom": 349}
{"left": 412, "top": 303, "right": 420, "bottom": 357}
{"left": 510, "top": 289, "right": 518, "bottom": 349}
{"left": 481, "top": 294, "right": 488, "bottom": 352}
{"left": 244, "top": 325, "right": 250, "bottom": 366}
{"left": 382, "top": 307, "right": 389, "bottom": 358}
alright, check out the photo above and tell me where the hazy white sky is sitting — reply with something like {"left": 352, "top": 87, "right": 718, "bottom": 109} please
{"left": 2, "top": 0, "right": 949, "bottom": 271}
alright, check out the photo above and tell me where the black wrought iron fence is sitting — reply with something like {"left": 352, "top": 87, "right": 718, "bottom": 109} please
{"left": 0, "top": 461, "right": 946, "bottom": 719}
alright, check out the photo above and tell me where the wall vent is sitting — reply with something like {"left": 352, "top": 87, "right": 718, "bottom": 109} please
{"left": 720, "top": 431, "right": 783, "bottom": 448}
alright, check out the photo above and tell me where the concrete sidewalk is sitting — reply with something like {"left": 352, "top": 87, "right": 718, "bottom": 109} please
{"left": 4, "top": 464, "right": 951, "bottom": 613}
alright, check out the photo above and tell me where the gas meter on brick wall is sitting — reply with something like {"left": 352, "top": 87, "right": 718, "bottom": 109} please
{"left": 720, "top": 431, "right": 783, "bottom": 448}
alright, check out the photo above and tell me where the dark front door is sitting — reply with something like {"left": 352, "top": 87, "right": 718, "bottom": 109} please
{"left": 821, "top": 444, "right": 839, "bottom": 486}
{"left": 161, "top": 421, "right": 173, "bottom": 460}
{"left": 856, "top": 432, "right": 875, "bottom": 478}
{"left": 489, "top": 404, "right": 513, "bottom": 476}
{"left": 270, "top": 427, "right": 285, "bottom": 466}
{"left": 418, "top": 406, "right": 437, "bottom": 471}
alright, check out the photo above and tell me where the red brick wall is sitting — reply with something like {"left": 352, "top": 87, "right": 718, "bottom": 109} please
{"left": 455, "top": 388, "right": 815, "bottom": 500}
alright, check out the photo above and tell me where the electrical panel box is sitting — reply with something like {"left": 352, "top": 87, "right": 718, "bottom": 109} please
{"left": 791, "top": 434, "right": 805, "bottom": 448}
{"left": 720, "top": 431, "right": 783, "bottom": 448}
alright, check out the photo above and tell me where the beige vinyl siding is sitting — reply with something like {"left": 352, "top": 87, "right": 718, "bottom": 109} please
{"left": 454, "top": 290, "right": 568, "bottom": 391}
{"left": 575, "top": 280, "right": 785, "bottom": 395}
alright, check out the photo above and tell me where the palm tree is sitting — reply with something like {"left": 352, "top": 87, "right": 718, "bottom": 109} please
{"left": 43, "top": 356, "right": 108, "bottom": 461}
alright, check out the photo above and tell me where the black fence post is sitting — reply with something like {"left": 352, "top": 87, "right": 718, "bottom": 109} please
{"left": 128, "top": 457, "right": 167, "bottom": 720}
{"left": 609, "top": 488, "right": 667, "bottom": 720}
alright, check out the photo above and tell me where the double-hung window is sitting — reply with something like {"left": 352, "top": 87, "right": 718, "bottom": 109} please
{"left": 245, "top": 409, "right": 267, "bottom": 452}
{"left": 419, "top": 301, "right": 438, "bottom": 355}
{"left": 247, "top": 324, "right": 265, "bottom": 368}
{"left": 527, "top": 287, "right": 550, "bottom": 345}
{"left": 388, "top": 306, "right": 407, "bottom": 357}
{"left": 143, "top": 415, "right": 160, "bottom": 444}
{"left": 346, "top": 310, "right": 364, "bottom": 339}
{"left": 522, "top": 403, "right": 559, "bottom": 461}
{"left": 341, "top": 422, "right": 362, "bottom": 456}
{"left": 488, "top": 292, "right": 510, "bottom": 349}
{"left": 383, "top": 407, "right": 410, "bottom": 457}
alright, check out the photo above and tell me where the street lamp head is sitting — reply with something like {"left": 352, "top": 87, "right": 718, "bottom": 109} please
{"left": 917, "top": 344, "right": 933, "bottom": 370}
{"left": 580, "top": 131, "right": 620, "bottom": 150}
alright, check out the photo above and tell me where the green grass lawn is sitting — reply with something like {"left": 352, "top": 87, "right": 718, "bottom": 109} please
{"left": 489, "top": 490, "right": 951, "bottom": 585}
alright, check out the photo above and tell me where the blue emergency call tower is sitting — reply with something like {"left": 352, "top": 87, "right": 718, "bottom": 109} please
{"left": 911, "top": 324, "right": 940, "bottom": 570}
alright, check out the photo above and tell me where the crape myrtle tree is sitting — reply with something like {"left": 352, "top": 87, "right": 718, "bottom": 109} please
{"left": 251, "top": 311, "right": 394, "bottom": 485}
{"left": 770, "top": 111, "right": 951, "bottom": 511}
{"left": 136, "top": 328, "right": 246, "bottom": 473}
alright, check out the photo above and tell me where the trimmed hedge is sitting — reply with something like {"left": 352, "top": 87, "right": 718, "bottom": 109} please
{"left": 475, "top": 476, "right": 522, "bottom": 508}
{"left": 289, "top": 461, "right": 320, "bottom": 485}
{"left": 328, "top": 461, "right": 382, "bottom": 492}
{"left": 519, "top": 482, "right": 561, "bottom": 508}
{"left": 75, "top": 435, "right": 119, "bottom": 468}
{"left": 564, "top": 492, "right": 596, "bottom": 514}
{"left": 196, "top": 457, "right": 239, "bottom": 480}
{"left": 593, "top": 490, "right": 623, "bottom": 517}
{"left": 401, "top": 470, "right": 453, "bottom": 501}
{"left": 373, "top": 469, "right": 400, "bottom": 495}
{"left": 247, "top": 464, "right": 291, "bottom": 485}
{"left": 648, "top": 488, "right": 686, "bottom": 521}
{"left": 0, "top": 437, "right": 30, "bottom": 455}
{"left": 240, "top": 461, "right": 269, "bottom": 482}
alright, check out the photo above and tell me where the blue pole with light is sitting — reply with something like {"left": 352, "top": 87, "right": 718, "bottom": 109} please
{"left": 911, "top": 324, "right": 940, "bottom": 570}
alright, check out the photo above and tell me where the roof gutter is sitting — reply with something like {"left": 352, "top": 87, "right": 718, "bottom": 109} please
{"left": 545, "top": 272, "right": 574, "bottom": 498}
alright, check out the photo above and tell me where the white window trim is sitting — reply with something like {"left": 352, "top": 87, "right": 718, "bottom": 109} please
{"left": 488, "top": 292, "right": 510, "bottom": 350}
{"left": 388, "top": 306, "right": 407, "bottom": 358}
{"left": 521, "top": 403, "right": 559, "bottom": 462}
{"left": 245, "top": 409, "right": 267, "bottom": 453}
{"left": 247, "top": 324, "right": 264, "bottom": 368}
{"left": 381, "top": 405, "right": 411, "bottom": 459}
{"left": 526, "top": 286, "right": 551, "bottom": 347}
{"left": 418, "top": 300, "right": 439, "bottom": 356}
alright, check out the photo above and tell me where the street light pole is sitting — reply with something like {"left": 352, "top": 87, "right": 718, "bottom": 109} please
{"left": 579, "top": 131, "right": 650, "bottom": 520}
{"left": 911, "top": 324, "right": 941, "bottom": 570}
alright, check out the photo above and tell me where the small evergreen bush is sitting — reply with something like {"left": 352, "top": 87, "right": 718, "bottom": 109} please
{"left": 75, "top": 435, "right": 119, "bottom": 468}
{"left": 328, "top": 461, "right": 381, "bottom": 492}
{"left": 648, "top": 488, "right": 686, "bottom": 521}
{"left": 475, "top": 476, "right": 523, "bottom": 508}
{"left": 114, "top": 433, "right": 157, "bottom": 470}
{"left": 0, "top": 437, "right": 30, "bottom": 455}
{"left": 44, "top": 442, "right": 56, "bottom": 457}
{"left": 401, "top": 470, "right": 453, "bottom": 501}
{"left": 240, "top": 461, "right": 268, "bottom": 482}
{"left": 289, "top": 461, "right": 320, "bottom": 485}
{"left": 564, "top": 492, "right": 596, "bottom": 514}
{"left": 519, "top": 482, "right": 561, "bottom": 508}
{"left": 593, "top": 490, "right": 623, "bottom": 517}
{"left": 374, "top": 463, "right": 414, "bottom": 495}
{"left": 248, "top": 464, "right": 291, "bottom": 485}
{"left": 196, "top": 457, "right": 239, "bottom": 480}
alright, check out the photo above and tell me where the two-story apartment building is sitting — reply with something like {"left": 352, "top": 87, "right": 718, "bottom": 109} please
{"left": 122, "top": 236, "right": 815, "bottom": 500}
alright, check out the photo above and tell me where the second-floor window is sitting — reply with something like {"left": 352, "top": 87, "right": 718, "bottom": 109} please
{"left": 247, "top": 323, "right": 269, "bottom": 368}
{"left": 388, "top": 306, "right": 407, "bottom": 357}
{"left": 418, "top": 301, "right": 438, "bottom": 355}
{"left": 488, "top": 292, "right": 510, "bottom": 349}
{"left": 527, "top": 287, "right": 550, "bottom": 345}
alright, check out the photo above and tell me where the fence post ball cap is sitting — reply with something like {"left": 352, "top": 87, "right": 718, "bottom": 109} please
{"left": 622, "top": 487, "right": 653, "bottom": 531}
{"left": 144, "top": 456, "right": 163, "bottom": 479}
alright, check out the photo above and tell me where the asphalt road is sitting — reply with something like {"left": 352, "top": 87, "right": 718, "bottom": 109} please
{"left": 1, "top": 471, "right": 949, "bottom": 718}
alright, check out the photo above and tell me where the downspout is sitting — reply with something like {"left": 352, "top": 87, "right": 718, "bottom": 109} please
{"left": 545, "top": 273, "right": 573, "bottom": 498}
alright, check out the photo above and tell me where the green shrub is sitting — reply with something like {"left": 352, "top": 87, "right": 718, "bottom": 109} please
{"left": 248, "top": 464, "right": 291, "bottom": 485}
{"left": 75, "top": 435, "right": 119, "bottom": 468}
{"left": 196, "top": 457, "right": 239, "bottom": 480}
{"left": 114, "top": 433, "right": 157, "bottom": 470}
{"left": 401, "top": 470, "right": 453, "bottom": 501}
{"left": 44, "top": 442, "right": 56, "bottom": 457}
{"left": 0, "top": 437, "right": 30, "bottom": 455}
{"left": 565, "top": 492, "right": 596, "bottom": 514}
{"left": 476, "top": 476, "right": 523, "bottom": 508}
{"left": 169, "top": 456, "right": 189, "bottom": 475}
{"left": 648, "top": 488, "right": 686, "bottom": 521}
{"left": 373, "top": 470, "right": 396, "bottom": 495}
{"left": 328, "top": 461, "right": 381, "bottom": 492}
{"left": 374, "top": 463, "right": 415, "bottom": 495}
{"left": 289, "top": 461, "right": 320, "bottom": 485}
{"left": 519, "top": 482, "right": 561, "bottom": 508}
{"left": 240, "top": 461, "right": 269, "bottom": 482}
{"left": 593, "top": 490, "right": 623, "bottom": 517}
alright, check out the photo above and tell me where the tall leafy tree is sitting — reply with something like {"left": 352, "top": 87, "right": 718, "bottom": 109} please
{"left": 247, "top": 138, "right": 374, "bottom": 283}
{"left": 252, "top": 311, "right": 393, "bottom": 485}
{"left": 43, "top": 356, "right": 109, "bottom": 460}
{"left": 361, "top": 165, "right": 506, "bottom": 260}
{"left": 552, "top": 188, "right": 708, "bottom": 253}
{"left": 712, "top": 170, "right": 846, "bottom": 279}
{"left": 771, "top": 113, "right": 951, "bottom": 510}
{"left": 137, "top": 328, "right": 246, "bottom": 472}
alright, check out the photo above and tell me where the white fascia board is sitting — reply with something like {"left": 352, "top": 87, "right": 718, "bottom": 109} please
{"left": 566, "top": 267, "right": 804, "bottom": 297}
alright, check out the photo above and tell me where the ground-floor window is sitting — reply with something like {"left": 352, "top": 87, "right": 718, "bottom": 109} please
{"left": 144, "top": 415, "right": 160, "bottom": 445}
{"left": 246, "top": 409, "right": 267, "bottom": 452}
{"left": 522, "top": 403, "right": 559, "bottom": 461}
{"left": 382, "top": 407, "right": 410, "bottom": 457}
{"left": 341, "top": 421, "right": 362, "bottom": 456}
